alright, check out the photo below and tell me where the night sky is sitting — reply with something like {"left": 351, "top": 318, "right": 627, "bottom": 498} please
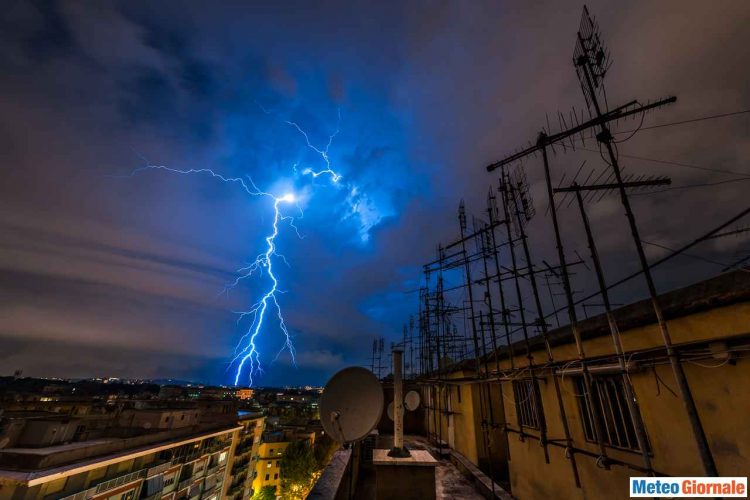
{"left": 1, "top": 1, "right": 749, "bottom": 386}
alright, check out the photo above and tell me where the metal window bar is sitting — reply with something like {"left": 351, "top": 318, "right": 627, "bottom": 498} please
{"left": 513, "top": 379, "right": 541, "bottom": 429}
{"left": 574, "top": 376, "right": 650, "bottom": 452}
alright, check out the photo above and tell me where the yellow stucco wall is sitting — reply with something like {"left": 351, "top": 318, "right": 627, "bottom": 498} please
{"left": 422, "top": 300, "right": 750, "bottom": 500}
{"left": 422, "top": 371, "right": 508, "bottom": 478}
{"left": 251, "top": 441, "right": 289, "bottom": 495}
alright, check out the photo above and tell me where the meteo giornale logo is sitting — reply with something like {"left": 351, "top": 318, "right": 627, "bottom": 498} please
{"left": 630, "top": 477, "right": 747, "bottom": 498}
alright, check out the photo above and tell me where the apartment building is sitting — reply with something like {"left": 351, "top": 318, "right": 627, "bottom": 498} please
{"left": 225, "top": 412, "right": 264, "bottom": 499}
{"left": 250, "top": 427, "right": 316, "bottom": 496}
{"left": 0, "top": 406, "right": 241, "bottom": 500}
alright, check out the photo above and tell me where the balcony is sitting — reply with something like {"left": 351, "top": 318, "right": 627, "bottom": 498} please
{"left": 187, "top": 484, "right": 203, "bottom": 499}
{"left": 94, "top": 469, "right": 148, "bottom": 495}
{"left": 59, "top": 460, "right": 173, "bottom": 500}
{"left": 232, "top": 462, "right": 249, "bottom": 477}
{"left": 59, "top": 486, "right": 98, "bottom": 500}
{"left": 174, "top": 450, "right": 202, "bottom": 464}
{"left": 177, "top": 479, "right": 193, "bottom": 492}
{"left": 205, "top": 441, "right": 230, "bottom": 454}
{"left": 146, "top": 460, "right": 173, "bottom": 477}
{"left": 201, "top": 483, "right": 219, "bottom": 497}
{"left": 227, "top": 482, "right": 245, "bottom": 497}
{"left": 235, "top": 440, "right": 255, "bottom": 454}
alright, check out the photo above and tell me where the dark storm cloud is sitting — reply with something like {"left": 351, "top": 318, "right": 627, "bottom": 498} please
{"left": 1, "top": 0, "right": 749, "bottom": 386}
{"left": 118, "top": 67, "right": 177, "bottom": 125}
{"left": 22, "top": 0, "right": 76, "bottom": 61}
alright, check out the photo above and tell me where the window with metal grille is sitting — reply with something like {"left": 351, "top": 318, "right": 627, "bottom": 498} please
{"left": 512, "top": 379, "right": 542, "bottom": 429}
{"left": 573, "top": 375, "right": 649, "bottom": 452}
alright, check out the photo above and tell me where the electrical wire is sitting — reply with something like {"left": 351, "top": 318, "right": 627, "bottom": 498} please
{"left": 614, "top": 109, "right": 750, "bottom": 135}
{"left": 640, "top": 240, "right": 749, "bottom": 272}
{"left": 612, "top": 107, "right": 645, "bottom": 143}
{"left": 570, "top": 108, "right": 750, "bottom": 147}
{"left": 489, "top": 205, "right": 750, "bottom": 343}
{"left": 686, "top": 358, "right": 732, "bottom": 369}
{"left": 576, "top": 147, "right": 750, "bottom": 178}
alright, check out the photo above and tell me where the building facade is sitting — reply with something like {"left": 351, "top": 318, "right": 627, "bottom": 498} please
{"left": 249, "top": 427, "right": 316, "bottom": 496}
{"left": 0, "top": 425, "right": 241, "bottom": 500}
{"left": 225, "top": 412, "right": 264, "bottom": 499}
{"left": 421, "top": 271, "right": 750, "bottom": 499}
{"left": 251, "top": 440, "right": 288, "bottom": 496}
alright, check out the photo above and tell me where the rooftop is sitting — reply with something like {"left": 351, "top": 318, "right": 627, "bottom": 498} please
{"left": 441, "top": 269, "right": 750, "bottom": 372}
{"left": 0, "top": 424, "right": 240, "bottom": 484}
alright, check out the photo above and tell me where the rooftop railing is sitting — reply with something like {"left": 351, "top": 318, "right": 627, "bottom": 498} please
{"left": 59, "top": 459, "right": 172, "bottom": 500}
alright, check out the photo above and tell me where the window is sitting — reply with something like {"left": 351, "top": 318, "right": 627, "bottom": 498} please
{"left": 266, "top": 461, "right": 272, "bottom": 468}
{"left": 265, "top": 474, "right": 269, "bottom": 481}
{"left": 456, "top": 385, "right": 462, "bottom": 403}
{"left": 275, "top": 461, "right": 280, "bottom": 468}
{"left": 573, "top": 375, "right": 649, "bottom": 452}
{"left": 512, "top": 379, "right": 542, "bottom": 429}
{"left": 273, "top": 473, "right": 278, "bottom": 480}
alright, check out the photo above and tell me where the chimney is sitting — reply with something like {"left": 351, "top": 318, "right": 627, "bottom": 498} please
{"left": 388, "top": 348, "right": 410, "bottom": 457}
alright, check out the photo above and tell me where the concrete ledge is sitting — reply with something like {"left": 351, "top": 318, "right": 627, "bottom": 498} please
{"left": 449, "top": 450, "right": 514, "bottom": 500}
{"left": 373, "top": 449, "right": 437, "bottom": 466}
{"left": 307, "top": 448, "right": 351, "bottom": 500}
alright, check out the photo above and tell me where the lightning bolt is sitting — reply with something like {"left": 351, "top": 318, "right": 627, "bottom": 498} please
{"left": 286, "top": 109, "right": 343, "bottom": 183}
{"left": 229, "top": 189, "right": 298, "bottom": 386}
{"left": 272, "top": 105, "right": 381, "bottom": 241}
{"left": 125, "top": 107, "right": 349, "bottom": 386}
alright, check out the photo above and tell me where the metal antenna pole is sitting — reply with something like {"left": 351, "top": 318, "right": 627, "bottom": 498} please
{"left": 576, "top": 20, "right": 717, "bottom": 474}
{"left": 540, "top": 143, "right": 606, "bottom": 481}
{"left": 480, "top": 227, "right": 502, "bottom": 376}
{"left": 573, "top": 186, "right": 654, "bottom": 474}
{"left": 435, "top": 249, "right": 446, "bottom": 455}
{"left": 459, "top": 202, "right": 497, "bottom": 478}
{"left": 487, "top": 191, "right": 517, "bottom": 370}
{"left": 497, "top": 179, "right": 555, "bottom": 465}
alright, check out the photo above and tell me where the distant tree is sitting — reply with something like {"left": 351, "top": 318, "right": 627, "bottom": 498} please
{"left": 280, "top": 440, "right": 318, "bottom": 499}
{"left": 251, "top": 486, "right": 276, "bottom": 500}
{"left": 313, "top": 433, "right": 340, "bottom": 469}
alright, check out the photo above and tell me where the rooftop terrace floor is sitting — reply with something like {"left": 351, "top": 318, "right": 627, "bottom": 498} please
{"left": 354, "top": 435, "right": 486, "bottom": 500}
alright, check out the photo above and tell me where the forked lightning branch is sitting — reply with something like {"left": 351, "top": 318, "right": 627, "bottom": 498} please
{"left": 128, "top": 110, "right": 347, "bottom": 386}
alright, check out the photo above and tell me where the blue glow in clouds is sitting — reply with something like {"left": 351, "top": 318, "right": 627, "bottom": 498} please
{"left": 128, "top": 110, "right": 358, "bottom": 385}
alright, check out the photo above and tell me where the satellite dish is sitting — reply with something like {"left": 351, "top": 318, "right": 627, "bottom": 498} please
{"left": 320, "top": 366, "right": 384, "bottom": 443}
{"left": 405, "top": 390, "right": 421, "bottom": 411}
{"left": 386, "top": 402, "right": 394, "bottom": 420}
